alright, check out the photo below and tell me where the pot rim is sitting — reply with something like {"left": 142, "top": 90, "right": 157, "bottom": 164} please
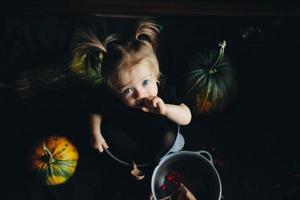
{"left": 151, "top": 150, "right": 222, "bottom": 200}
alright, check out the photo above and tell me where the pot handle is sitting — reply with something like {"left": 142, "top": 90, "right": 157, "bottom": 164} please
{"left": 197, "top": 150, "right": 214, "bottom": 165}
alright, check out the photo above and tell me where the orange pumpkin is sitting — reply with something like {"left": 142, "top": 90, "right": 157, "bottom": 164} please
{"left": 30, "top": 135, "right": 79, "bottom": 186}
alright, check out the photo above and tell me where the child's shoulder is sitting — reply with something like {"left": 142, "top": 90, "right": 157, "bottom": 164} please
{"left": 158, "top": 83, "right": 180, "bottom": 104}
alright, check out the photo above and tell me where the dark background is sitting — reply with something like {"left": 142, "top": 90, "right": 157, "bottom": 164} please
{"left": 0, "top": 2, "right": 299, "bottom": 199}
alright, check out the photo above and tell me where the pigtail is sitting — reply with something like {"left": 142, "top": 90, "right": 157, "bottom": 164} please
{"left": 74, "top": 31, "right": 106, "bottom": 53}
{"left": 103, "top": 33, "right": 120, "bottom": 51}
{"left": 71, "top": 30, "right": 107, "bottom": 75}
{"left": 135, "top": 21, "right": 160, "bottom": 51}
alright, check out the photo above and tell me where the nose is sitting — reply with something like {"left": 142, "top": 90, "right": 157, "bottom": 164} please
{"left": 134, "top": 87, "right": 147, "bottom": 99}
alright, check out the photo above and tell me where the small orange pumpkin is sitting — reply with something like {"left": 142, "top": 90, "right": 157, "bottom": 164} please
{"left": 30, "top": 135, "right": 79, "bottom": 186}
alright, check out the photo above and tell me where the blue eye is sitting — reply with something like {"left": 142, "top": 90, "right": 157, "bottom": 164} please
{"left": 142, "top": 79, "right": 150, "bottom": 86}
{"left": 122, "top": 88, "right": 134, "bottom": 96}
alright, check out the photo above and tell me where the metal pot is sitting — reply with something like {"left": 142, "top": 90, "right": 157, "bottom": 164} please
{"left": 105, "top": 125, "right": 185, "bottom": 167}
{"left": 151, "top": 150, "right": 222, "bottom": 200}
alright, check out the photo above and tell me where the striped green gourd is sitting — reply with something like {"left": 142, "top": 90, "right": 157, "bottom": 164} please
{"left": 182, "top": 41, "right": 237, "bottom": 114}
{"left": 30, "top": 135, "right": 79, "bottom": 186}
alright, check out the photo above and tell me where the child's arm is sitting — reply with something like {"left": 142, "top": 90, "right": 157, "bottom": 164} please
{"left": 90, "top": 113, "right": 109, "bottom": 153}
{"left": 142, "top": 96, "right": 192, "bottom": 125}
{"left": 164, "top": 103, "right": 192, "bottom": 125}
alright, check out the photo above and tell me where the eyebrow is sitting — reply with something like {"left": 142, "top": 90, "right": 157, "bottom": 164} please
{"left": 118, "top": 74, "right": 152, "bottom": 91}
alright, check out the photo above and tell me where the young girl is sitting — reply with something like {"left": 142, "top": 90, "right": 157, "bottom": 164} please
{"left": 79, "top": 20, "right": 191, "bottom": 164}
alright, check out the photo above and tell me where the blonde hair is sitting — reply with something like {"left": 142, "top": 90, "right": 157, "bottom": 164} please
{"left": 73, "top": 20, "right": 161, "bottom": 91}
{"left": 103, "top": 21, "right": 161, "bottom": 91}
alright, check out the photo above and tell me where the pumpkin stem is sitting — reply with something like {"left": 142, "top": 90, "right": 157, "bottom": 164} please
{"left": 42, "top": 144, "right": 55, "bottom": 164}
{"left": 210, "top": 40, "right": 226, "bottom": 73}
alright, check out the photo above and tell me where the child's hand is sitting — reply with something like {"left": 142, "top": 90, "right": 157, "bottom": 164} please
{"left": 141, "top": 96, "right": 167, "bottom": 115}
{"left": 177, "top": 183, "right": 197, "bottom": 200}
{"left": 90, "top": 131, "right": 109, "bottom": 153}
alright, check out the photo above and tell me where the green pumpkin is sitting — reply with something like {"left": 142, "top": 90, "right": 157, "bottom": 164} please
{"left": 182, "top": 41, "right": 237, "bottom": 114}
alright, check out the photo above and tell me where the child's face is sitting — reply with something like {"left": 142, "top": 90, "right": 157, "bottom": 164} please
{"left": 116, "top": 58, "right": 158, "bottom": 109}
